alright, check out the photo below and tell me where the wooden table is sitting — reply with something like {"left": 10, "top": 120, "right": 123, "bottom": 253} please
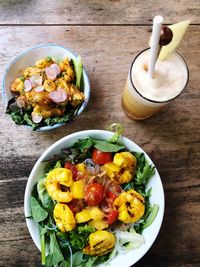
{"left": 0, "top": 1, "right": 199, "bottom": 266}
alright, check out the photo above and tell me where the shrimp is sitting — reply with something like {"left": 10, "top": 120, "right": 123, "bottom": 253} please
{"left": 23, "top": 67, "right": 41, "bottom": 79}
{"left": 83, "top": 230, "right": 115, "bottom": 256}
{"left": 35, "top": 58, "right": 53, "bottom": 69}
{"left": 53, "top": 203, "right": 76, "bottom": 232}
{"left": 114, "top": 189, "right": 145, "bottom": 223}
{"left": 46, "top": 168, "right": 73, "bottom": 202}
{"left": 11, "top": 78, "right": 24, "bottom": 93}
{"left": 33, "top": 105, "right": 64, "bottom": 118}
{"left": 43, "top": 79, "right": 56, "bottom": 92}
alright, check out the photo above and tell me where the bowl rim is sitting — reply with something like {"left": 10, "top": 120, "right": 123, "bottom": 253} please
{"left": 2, "top": 43, "right": 90, "bottom": 131}
{"left": 24, "top": 129, "right": 165, "bottom": 267}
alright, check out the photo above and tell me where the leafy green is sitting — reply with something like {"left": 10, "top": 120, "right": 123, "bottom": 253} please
{"left": 44, "top": 106, "right": 80, "bottom": 127}
{"left": 63, "top": 125, "right": 125, "bottom": 154}
{"left": 54, "top": 160, "right": 62, "bottom": 168}
{"left": 77, "top": 225, "right": 96, "bottom": 234}
{"left": 133, "top": 152, "right": 155, "bottom": 185}
{"left": 73, "top": 55, "right": 83, "bottom": 88}
{"left": 94, "top": 140, "right": 125, "bottom": 152}
{"left": 37, "top": 178, "right": 54, "bottom": 211}
{"left": 73, "top": 138, "right": 95, "bottom": 152}
{"left": 72, "top": 251, "right": 84, "bottom": 266}
{"left": 61, "top": 148, "right": 82, "bottom": 164}
{"left": 59, "top": 261, "right": 70, "bottom": 267}
{"left": 23, "top": 113, "right": 38, "bottom": 130}
{"left": 45, "top": 232, "right": 64, "bottom": 266}
{"left": 46, "top": 56, "right": 52, "bottom": 61}
{"left": 9, "top": 110, "right": 25, "bottom": 125}
{"left": 30, "top": 196, "right": 48, "bottom": 223}
{"left": 83, "top": 256, "right": 97, "bottom": 267}
{"left": 69, "top": 224, "right": 95, "bottom": 250}
{"left": 62, "top": 138, "right": 95, "bottom": 163}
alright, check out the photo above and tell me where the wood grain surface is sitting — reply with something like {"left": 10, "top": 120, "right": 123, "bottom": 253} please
{"left": 0, "top": 1, "right": 200, "bottom": 267}
{"left": 0, "top": 0, "right": 199, "bottom": 25}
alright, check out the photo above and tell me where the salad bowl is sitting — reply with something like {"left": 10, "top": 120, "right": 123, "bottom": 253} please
{"left": 24, "top": 130, "right": 164, "bottom": 266}
{"left": 2, "top": 44, "right": 90, "bottom": 131}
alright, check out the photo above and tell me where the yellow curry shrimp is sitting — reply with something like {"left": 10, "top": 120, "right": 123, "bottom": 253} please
{"left": 33, "top": 105, "right": 64, "bottom": 118}
{"left": 83, "top": 230, "right": 116, "bottom": 256}
{"left": 35, "top": 58, "right": 53, "bottom": 69}
{"left": 23, "top": 66, "right": 41, "bottom": 79}
{"left": 43, "top": 79, "right": 56, "bottom": 92}
{"left": 114, "top": 189, "right": 145, "bottom": 223}
{"left": 53, "top": 203, "right": 76, "bottom": 232}
{"left": 11, "top": 78, "right": 24, "bottom": 93}
{"left": 46, "top": 168, "right": 73, "bottom": 202}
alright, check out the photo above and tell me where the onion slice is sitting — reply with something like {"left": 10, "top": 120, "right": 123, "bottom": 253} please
{"left": 45, "top": 67, "right": 57, "bottom": 80}
{"left": 29, "top": 74, "right": 43, "bottom": 87}
{"left": 32, "top": 112, "right": 43, "bottom": 123}
{"left": 50, "top": 63, "right": 60, "bottom": 75}
{"left": 49, "top": 89, "right": 68, "bottom": 103}
{"left": 24, "top": 80, "right": 32, "bottom": 92}
{"left": 35, "top": 86, "right": 44, "bottom": 92}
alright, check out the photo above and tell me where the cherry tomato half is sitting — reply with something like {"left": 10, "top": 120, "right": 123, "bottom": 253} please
{"left": 107, "top": 210, "right": 119, "bottom": 225}
{"left": 85, "top": 183, "right": 105, "bottom": 206}
{"left": 92, "top": 148, "right": 113, "bottom": 165}
{"left": 64, "top": 162, "right": 78, "bottom": 180}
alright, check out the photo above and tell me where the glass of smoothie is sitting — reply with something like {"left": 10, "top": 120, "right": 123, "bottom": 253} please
{"left": 122, "top": 48, "right": 189, "bottom": 120}
{"left": 122, "top": 18, "right": 190, "bottom": 120}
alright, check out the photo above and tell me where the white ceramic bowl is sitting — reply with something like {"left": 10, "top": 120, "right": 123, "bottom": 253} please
{"left": 2, "top": 44, "right": 90, "bottom": 131}
{"left": 24, "top": 130, "right": 164, "bottom": 266}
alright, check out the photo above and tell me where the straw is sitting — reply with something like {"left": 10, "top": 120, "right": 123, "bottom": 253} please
{"left": 148, "top": 15, "right": 163, "bottom": 78}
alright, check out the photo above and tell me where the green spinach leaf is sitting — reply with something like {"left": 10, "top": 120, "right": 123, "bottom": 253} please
{"left": 73, "top": 138, "right": 95, "bottom": 152}
{"left": 94, "top": 140, "right": 125, "bottom": 152}
{"left": 69, "top": 224, "right": 95, "bottom": 250}
{"left": 30, "top": 196, "right": 48, "bottom": 223}
{"left": 46, "top": 232, "right": 64, "bottom": 266}
{"left": 37, "top": 178, "right": 54, "bottom": 211}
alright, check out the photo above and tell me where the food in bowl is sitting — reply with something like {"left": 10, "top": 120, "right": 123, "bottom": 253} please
{"left": 6, "top": 55, "right": 85, "bottom": 130}
{"left": 27, "top": 129, "right": 161, "bottom": 266}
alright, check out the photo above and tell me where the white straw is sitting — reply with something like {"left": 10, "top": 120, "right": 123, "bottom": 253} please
{"left": 148, "top": 15, "right": 163, "bottom": 78}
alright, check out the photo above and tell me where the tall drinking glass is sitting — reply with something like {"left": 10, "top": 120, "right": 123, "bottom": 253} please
{"left": 122, "top": 48, "right": 189, "bottom": 120}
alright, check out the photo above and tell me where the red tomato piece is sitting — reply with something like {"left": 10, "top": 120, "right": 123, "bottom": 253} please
{"left": 68, "top": 199, "right": 83, "bottom": 214}
{"left": 92, "top": 148, "right": 113, "bottom": 165}
{"left": 107, "top": 210, "right": 119, "bottom": 225}
{"left": 106, "top": 191, "right": 118, "bottom": 203}
{"left": 64, "top": 162, "right": 78, "bottom": 180}
{"left": 85, "top": 183, "right": 105, "bottom": 206}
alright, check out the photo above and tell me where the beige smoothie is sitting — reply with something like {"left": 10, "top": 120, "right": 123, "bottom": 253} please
{"left": 122, "top": 48, "right": 189, "bottom": 120}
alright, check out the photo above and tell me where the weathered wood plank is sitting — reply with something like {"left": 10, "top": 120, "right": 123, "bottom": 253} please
{"left": 0, "top": 0, "right": 199, "bottom": 25}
